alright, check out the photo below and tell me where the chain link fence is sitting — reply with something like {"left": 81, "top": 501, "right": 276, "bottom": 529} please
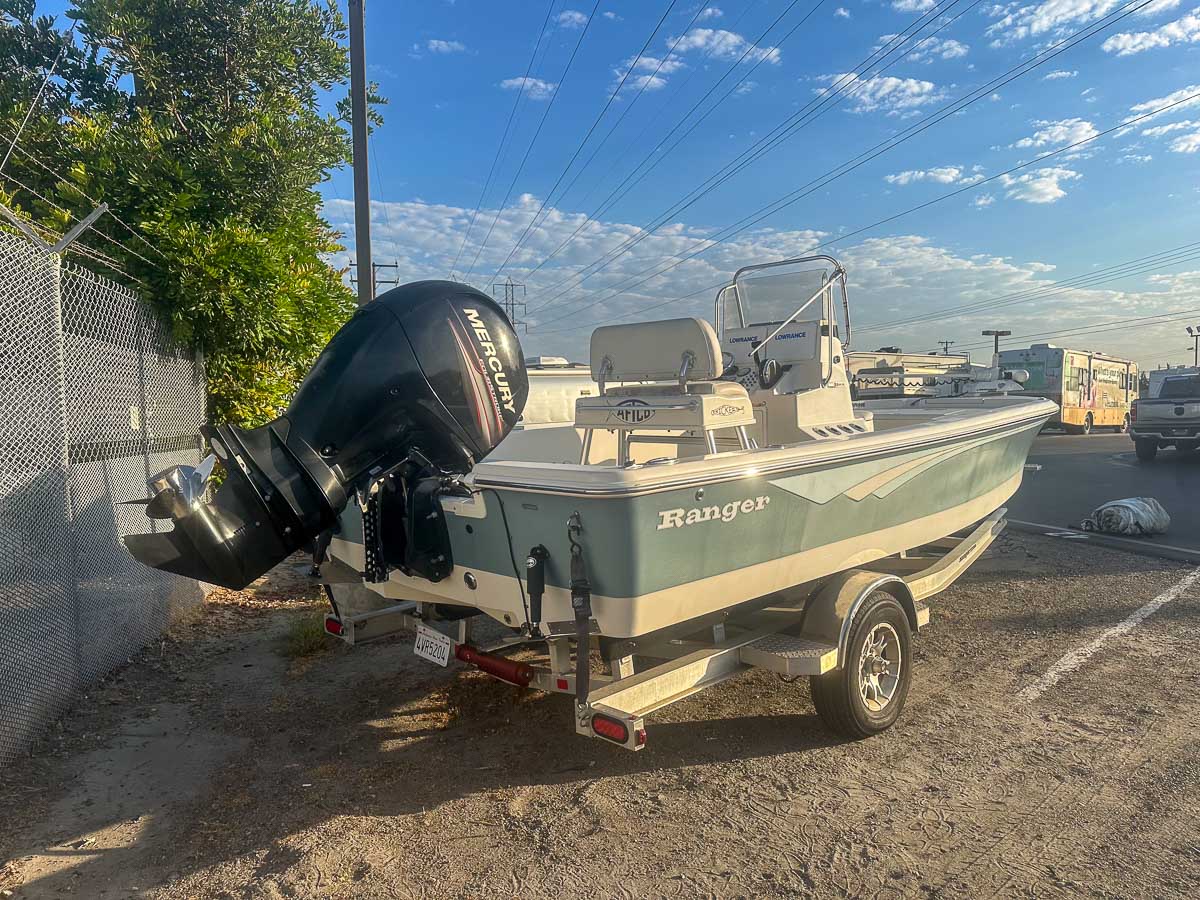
{"left": 0, "top": 230, "right": 205, "bottom": 766}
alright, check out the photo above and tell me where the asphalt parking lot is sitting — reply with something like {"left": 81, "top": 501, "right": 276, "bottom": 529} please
{"left": 2, "top": 527, "right": 1199, "bottom": 899}
{"left": 1008, "top": 432, "right": 1200, "bottom": 554}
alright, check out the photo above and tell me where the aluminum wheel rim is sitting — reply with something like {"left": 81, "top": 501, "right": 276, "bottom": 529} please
{"left": 858, "top": 622, "right": 901, "bottom": 713}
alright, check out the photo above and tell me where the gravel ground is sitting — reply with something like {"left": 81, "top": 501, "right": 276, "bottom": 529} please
{"left": 2, "top": 533, "right": 1199, "bottom": 899}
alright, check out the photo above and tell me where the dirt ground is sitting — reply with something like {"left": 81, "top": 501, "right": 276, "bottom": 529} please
{"left": 2, "top": 533, "right": 1199, "bottom": 899}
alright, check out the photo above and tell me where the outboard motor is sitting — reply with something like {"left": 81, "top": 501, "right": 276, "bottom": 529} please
{"left": 124, "top": 280, "right": 528, "bottom": 589}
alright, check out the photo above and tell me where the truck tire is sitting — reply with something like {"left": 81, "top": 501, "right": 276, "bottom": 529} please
{"left": 1082, "top": 413, "right": 1093, "bottom": 435}
{"left": 1135, "top": 439, "right": 1158, "bottom": 462}
{"left": 811, "top": 592, "right": 912, "bottom": 740}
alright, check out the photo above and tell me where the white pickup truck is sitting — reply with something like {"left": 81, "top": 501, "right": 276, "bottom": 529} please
{"left": 1130, "top": 369, "right": 1200, "bottom": 461}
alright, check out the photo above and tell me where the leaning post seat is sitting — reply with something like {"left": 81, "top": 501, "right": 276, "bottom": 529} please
{"left": 575, "top": 317, "right": 757, "bottom": 464}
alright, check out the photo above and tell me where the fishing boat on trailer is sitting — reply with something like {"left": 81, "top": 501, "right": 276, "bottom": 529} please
{"left": 123, "top": 255, "right": 1055, "bottom": 747}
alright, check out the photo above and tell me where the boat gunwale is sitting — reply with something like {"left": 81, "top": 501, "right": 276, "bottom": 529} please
{"left": 469, "top": 400, "right": 1055, "bottom": 498}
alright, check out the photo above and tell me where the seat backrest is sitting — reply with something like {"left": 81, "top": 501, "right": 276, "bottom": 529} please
{"left": 590, "top": 317, "right": 723, "bottom": 384}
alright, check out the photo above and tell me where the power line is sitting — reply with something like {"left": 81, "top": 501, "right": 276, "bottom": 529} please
{"left": 856, "top": 240, "right": 1200, "bottom": 334}
{"left": 526, "top": 0, "right": 977, "bottom": 313}
{"left": 463, "top": 0, "right": 603, "bottom": 280}
{"left": 490, "top": 0, "right": 683, "bottom": 282}
{"left": 528, "top": 0, "right": 1164, "bottom": 333}
{"left": 1, "top": 21, "right": 78, "bottom": 174}
{"left": 954, "top": 307, "right": 1200, "bottom": 353}
{"left": 520, "top": 0, "right": 765, "bottom": 282}
{"left": 525, "top": 0, "right": 831, "bottom": 303}
{"left": 525, "top": 0, "right": 1028, "bottom": 316}
{"left": 448, "top": 0, "right": 559, "bottom": 278}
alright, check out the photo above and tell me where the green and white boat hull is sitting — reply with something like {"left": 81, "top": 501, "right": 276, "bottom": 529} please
{"left": 329, "top": 397, "right": 1054, "bottom": 638}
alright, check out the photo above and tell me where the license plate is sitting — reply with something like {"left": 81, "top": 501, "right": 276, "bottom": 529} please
{"left": 413, "top": 624, "right": 454, "bottom": 667}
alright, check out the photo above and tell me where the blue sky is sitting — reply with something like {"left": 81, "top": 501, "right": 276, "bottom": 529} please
{"left": 322, "top": 0, "right": 1200, "bottom": 367}
{"left": 34, "top": 1, "right": 1200, "bottom": 365}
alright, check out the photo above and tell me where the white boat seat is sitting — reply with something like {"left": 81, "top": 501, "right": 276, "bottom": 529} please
{"left": 589, "top": 317, "right": 724, "bottom": 385}
{"left": 576, "top": 317, "right": 756, "bottom": 460}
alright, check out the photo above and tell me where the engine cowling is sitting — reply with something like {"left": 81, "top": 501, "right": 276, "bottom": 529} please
{"left": 124, "top": 280, "right": 528, "bottom": 588}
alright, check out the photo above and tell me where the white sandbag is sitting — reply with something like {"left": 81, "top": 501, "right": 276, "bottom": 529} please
{"left": 1080, "top": 497, "right": 1170, "bottom": 536}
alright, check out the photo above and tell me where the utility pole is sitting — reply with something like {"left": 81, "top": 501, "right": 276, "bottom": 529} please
{"left": 981, "top": 329, "right": 1011, "bottom": 358}
{"left": 348, "top": 0, "right": 372, "bottom": 306}
{"left": 491, "top": 277, "right": 528, "bottom": 333}
{"left": 936, "top": 339, "right": 955, "bottom": 356}
{"left": 349, "top": 260, "right": 399, "bottom": 291}
{"left": 1188, "top": 326, "right": 1199, "bottom": 367}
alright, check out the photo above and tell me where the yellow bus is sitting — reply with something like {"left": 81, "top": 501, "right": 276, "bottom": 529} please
{"left": 998, "top": 343, "right": 1137, "bottom": 434}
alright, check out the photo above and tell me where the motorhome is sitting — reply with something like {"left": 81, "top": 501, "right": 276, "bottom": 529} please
{"left": 997, "top": 343, "right": 1137, "bottom": 434}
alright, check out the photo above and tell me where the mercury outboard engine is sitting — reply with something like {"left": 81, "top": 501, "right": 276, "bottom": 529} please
{"left": 124, "top": 281, "right": 528, "bottom": 589}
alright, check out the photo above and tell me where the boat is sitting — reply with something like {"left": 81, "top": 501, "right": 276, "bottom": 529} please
{"left": 124, "top": 255, "right": 1054, "bottom": 638}
{"left": 122, "top": 255, "right": 1055, "bottom": 742}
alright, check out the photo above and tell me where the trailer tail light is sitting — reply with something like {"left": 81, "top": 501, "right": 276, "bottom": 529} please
{"left": 591, "top": 713, "right": 629, "bottom": 744}
{"left": 556, "top": 678, "right": 569, "bottom": 691}
{"left": 324, "top": 617, "right": 344, "bottom": 636}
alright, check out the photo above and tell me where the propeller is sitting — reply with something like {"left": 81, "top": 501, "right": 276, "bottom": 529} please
{"left": 124, "top": 454, "right": 217, "bottom": 519}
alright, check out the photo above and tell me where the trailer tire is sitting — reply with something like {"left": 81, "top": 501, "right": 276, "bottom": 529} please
{"left": 1135, "top": 439, "right": 1158, "bottom": 462}
{"left": 811, "top": 592, "right": 912, "bottom": 740}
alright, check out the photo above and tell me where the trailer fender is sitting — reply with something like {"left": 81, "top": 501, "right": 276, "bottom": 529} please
{"left": 803, "top": 570, "right": 919, "bottom": 669}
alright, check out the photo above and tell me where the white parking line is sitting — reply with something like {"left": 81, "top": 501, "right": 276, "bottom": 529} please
{"left": 1019, "top": 565, "right": 1200, "bottom": 703}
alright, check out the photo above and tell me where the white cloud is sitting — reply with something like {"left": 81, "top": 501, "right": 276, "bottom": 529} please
{"left": 425, "top": 39, "right": 466, "bottom": 54}
{"left": 1014, "top": 117, "right": 1099, "bottom": 148}
{"left": 735, "top": 80, "right": 758, "bottom": 95}
{"left": 999, "top": 167, "right": 1081, "bottom": 203}
{"left": 698, "top": 6, "right": 724, "bottom": 20}
{"left": 1136, "top": 0, "right": 1183, "bottom": 15}
{"left": 611, "top": 53, "right": 687, "bottom": 94}
{"left": 602, "top": 10, "right": 622, "bottom": 21}
{"left": 1171, "top": 131, "right": 1200, "bottom": 152}
{"left": 986, "top": 0, "right": 1125, "bottom": 46}
{"left": 973, "top": 194, "right": 996, "bottom": 207}
{"left": 323, "top": 197, "right": 1193, "bottom": 368}
{"left": 876, "top": 33, "right": 969, "bottom": 62}
{"left": 499, "top": 76, "right": 558, "bottom": 100}
{"left": 892, "top": 0, "right": 936, "bottom": 10}
{"left": 1125, "top": 83, "right": 1200, "bottom": 122}
{"left": 1120, "top": 153, "right": 1154, "bottom": 162}
{"left": 885, "top": 166, "right": 970, "bottom": 185}
{"left": 1141, "top": 117, "right": 1200, "bottom": 153}
{"left": 820, "top": 73, "right": 947, "bottom": 115}
{"left": 1042, "top": 69, "right": 1077, "bottom": 79}
{"left": 1142, "top": 118, "right": 1199, "bottom": 136}
{"left": 557, "top": 9, "right": 589, "bottom": 29}
{"left": 670, "top": 28, "right": 782, "bottom": 64}
{"left": 1102, "top": 7, "right": 1200, "bottom": 55}
{"left": 835, "top": 6, "right": 852, "bottom": 17}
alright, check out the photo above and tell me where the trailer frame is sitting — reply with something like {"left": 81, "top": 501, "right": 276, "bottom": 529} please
{"left": 323, "top": 508, "right": 1006, "bottom": 750}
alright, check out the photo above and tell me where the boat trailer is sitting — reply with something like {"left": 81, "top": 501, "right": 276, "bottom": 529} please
{"left": 322, "top": 509, "right": 1006, "bottom": 750}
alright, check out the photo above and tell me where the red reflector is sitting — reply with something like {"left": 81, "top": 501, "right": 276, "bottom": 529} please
{"left": 556, "top": 678, "right": 569, "bottom": 691}
{"left": 324, "top": 617, "right": 344, "bottom": 636}
{"left": 635, "top": 728, "right": 647, "bottom": 747}
{"left": 591, "top": 714, "right": 629, "bottom": 744}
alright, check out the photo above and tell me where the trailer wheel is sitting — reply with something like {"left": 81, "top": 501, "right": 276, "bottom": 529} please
{"left": 811, "top": 592, "right": 912, "bottom": 739}
{"left": 1135, "top": 439, "right": 1158, "bottom": 462}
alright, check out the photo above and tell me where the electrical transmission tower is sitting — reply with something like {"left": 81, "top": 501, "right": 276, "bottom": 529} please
{"left": 491, "top": 277, "right": 528, "bottom": 333}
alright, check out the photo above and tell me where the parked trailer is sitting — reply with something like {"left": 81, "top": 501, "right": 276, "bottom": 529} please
{"left": 321, "top": 509, "right": 1007, "bottom": 749}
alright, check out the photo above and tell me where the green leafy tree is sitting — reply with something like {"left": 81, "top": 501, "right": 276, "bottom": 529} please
{"left": 0, "top": 0, "right": 375, "bottom": 425}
